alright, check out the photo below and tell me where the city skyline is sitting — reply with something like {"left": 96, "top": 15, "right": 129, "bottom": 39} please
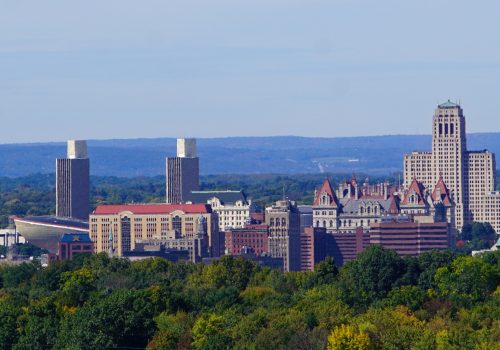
{"left": 1, "top": 1, "right": 500, "bottom": 143}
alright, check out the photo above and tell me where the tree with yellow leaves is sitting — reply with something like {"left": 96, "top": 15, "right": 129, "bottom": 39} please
{"left": 327, "top": 324, "right": 373, "bottom": 350}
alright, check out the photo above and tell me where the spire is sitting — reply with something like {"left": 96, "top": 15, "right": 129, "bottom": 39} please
{"left": 108, "top": 226, "right": 114, "bottom": 257}
{"left": 313, "top": 178, "right": 339, "bottom": 206}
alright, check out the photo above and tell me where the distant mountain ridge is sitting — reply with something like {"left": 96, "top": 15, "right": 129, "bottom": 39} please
{"left": 1, "top": 133, "right": 499, "bottom": 177}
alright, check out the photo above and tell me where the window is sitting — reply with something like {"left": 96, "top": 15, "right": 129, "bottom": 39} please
{"left": 172, "top": 216, "right": 182, "bottom": 232}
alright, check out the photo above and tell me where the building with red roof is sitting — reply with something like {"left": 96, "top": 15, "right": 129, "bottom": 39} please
{"left": 90, "top": 203, "right": 221, "bottom": 258}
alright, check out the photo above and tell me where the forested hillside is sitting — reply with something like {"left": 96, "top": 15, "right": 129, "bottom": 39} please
{"left": 0, "top": 248, "right": 498, "bottom": 349}
{"left": 0, "top": 173, "right": 397, "bottom": 228}
{"left": 1, "top": 133, "right": 499, "bottom": 177}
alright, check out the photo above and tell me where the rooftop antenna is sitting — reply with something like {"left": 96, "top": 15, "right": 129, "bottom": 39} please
{"left": 282, "top": 185, "right": 286, "bottom": 200}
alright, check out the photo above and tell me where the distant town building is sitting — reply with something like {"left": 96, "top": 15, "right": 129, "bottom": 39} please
{"left": 404, "top": 101, "right": 500, "bottom": 233}
{"left": 310, "top": 175, "right": 454, "bottom": 265}
{"left": 14, "top": 216, "right": 89, "bottom": 253}
{"left": 297, "top": 205, "right": 313, "bottom": 233}
{"left": 328, "top": 228, "right": 369, "bottom": 266}
{"left": 89, "top": 203, "right": 221, "bottom": 257}
{"left": 0, "top": 229, "right": 25, "bottom": 247}
{"left": 312, "top": 176, "right": 399, "bottom": 233}
{"left": 166, "top": 138, "right": 199, "bottom": 204}
{"left": 299, "top": 227, "right": 335, "bottom": 271}
{"left": 369, "top": 218, "right": 450, "bottom": 256}
{"left": 265, "top": 200, "right": 301, "bottom": 272}
{"left": 224, "top": 224, "right": 269, "bottom": 256}
{"left": 186, "top": 190, "right": 256, "bottom": 231}
{"left": 56, "top": 140, "right": 90, "bottom": 220}
{"left": 58, "top": 233, "right": 94, "bottom": 260}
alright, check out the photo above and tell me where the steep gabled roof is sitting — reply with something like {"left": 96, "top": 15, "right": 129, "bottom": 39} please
{"left": 401, "top": 178, "right": 427, "bottom": 205}
{"left": 313, "top": 178, "right": 339, "bottom": 206}
{"left": 431, "top": 176, "right": 452, "bottom": 205}
{"left": 387, "top": 194, "right": 400, "bottom": 214}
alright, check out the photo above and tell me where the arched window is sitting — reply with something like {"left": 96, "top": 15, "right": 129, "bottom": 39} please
{"left": 330, "top": 220, "right": 334, "bottom": 227}
{"left": 360, "top": 207, "right": 364, "bottom": 214}
{"left": 322, "top": 194, "right": 329, "bottom": 205}
{"left": 374, "top": 206, "right": 378, "bottom": 215}
{"left": 316, "top": 220, "right": 320, "bottom": 227}
{"left": 282, "top": 218, "right": 286, "bottom": 226}
{"left": 367, "top": 206, "right": 371, "bottom": 214}
{"left": 323, "top": 220, "right": 326, "bottom": 228}
{"left": 270, "top": 218, "right": 274, "bottom": 226}
{"left": 276, "top": 219, "right": 280, "bottom": 227}
{"left": 360, "top": 220, "right": 364, "bottom": 227}
{"left": 348, "top": 219, "right": 352, "bottom": 226}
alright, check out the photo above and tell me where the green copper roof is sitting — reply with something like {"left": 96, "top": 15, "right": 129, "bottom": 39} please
{"left": 438, "top": 99, "right": 460, "bottom": 108}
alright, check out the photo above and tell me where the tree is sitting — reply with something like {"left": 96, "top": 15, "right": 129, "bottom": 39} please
{"left": 459, "top": 222, "right": 497, "bottom": 252}
{"left": 148, "top": 311, "right": 192, "bottom": 350}
{"left": 1, "top": 262, "right": 38, "bottom": 289}
{"left": 0, "top": 299, "right": 21, "bottom": 350}
{"left": 355, "top": 307, "right": 424, "bottom": 350}
{"left": 435, "top": 255, "right": 498, "bottom": 305}
{"left": 327, "top": 324, "right": 373, "bottom": 350}
{"left": 385, "top": 285, "right": 427, "bottom": 311}
{"left": 54, "top": 289, "right": 156, "bottom": 349}
{"left": 192, "top": 313, "right": 233, "bottom": 350}
{"left": 309, "top": 256, "right": 339, "bottom": 286}
{"left": 339, "top": 245, "right": 405, "bottom": 307}
{"left": 14, "top": 296, "right": 59, "bottom": 350}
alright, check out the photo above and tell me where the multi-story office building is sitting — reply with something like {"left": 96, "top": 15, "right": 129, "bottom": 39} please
{"left": 89, "top": 203, "right": 221, "bottom": 257}
{"left": 299, "top": 227, "right": 335, "bottom": 271}
{"left": 369, "top": 219, "right": 450, "bottom": 256}
{"left": 56, "top": 140, "right": 90, "bottom": 220}
{"left": 404, "top": 101, "right": 500, "bottom": 232}
{"left": 186, "top": 190, "right": 255, "bottom": 231}
{"left": 134, "top": 217, "right": 209, "bottom": 262}
{"left": 166, "top": 138, "right": 199, "bottom": 204}
{"left": 224, "top": 224, "right": 269, "bottom": 256}
{"left": 265, "top": 200, "right": 301, "bottom": 272}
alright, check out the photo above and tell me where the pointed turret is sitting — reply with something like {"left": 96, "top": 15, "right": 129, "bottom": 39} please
{"left": 401, "top": 177, "right": 427, "bottom": 205}
{"left": 313, "top": 178, "right": 339, "bottom": 206}
{"left": 431, "top": 176, "right": 452, "bottom": 205}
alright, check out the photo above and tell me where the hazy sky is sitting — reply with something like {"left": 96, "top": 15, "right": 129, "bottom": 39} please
{"left": 1, "top": 0, "right": 500, "bottom": 143}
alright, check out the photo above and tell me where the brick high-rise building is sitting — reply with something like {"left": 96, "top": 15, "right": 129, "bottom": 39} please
{"left": 56, "top": 140, "right": 90, "bottom": 220}
{"left": 265, "top": 200, "right": 301, "bottom": 272}
{"left": 404, "top": 101, "right": 500, "bottom": 233}
{"left": 166, "top": 138, "right": 199, "bottom": 204}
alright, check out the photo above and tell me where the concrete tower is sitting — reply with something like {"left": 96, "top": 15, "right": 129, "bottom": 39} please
{"left": 166, "top": 138, "right": 200, "bottom": 204}
{"left": 56, "top": 140, "right": 90, "bottom": 220}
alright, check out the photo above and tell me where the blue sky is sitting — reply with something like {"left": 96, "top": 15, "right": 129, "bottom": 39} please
{"left": 1, "top": 0, "right": 499, "bottom": 143}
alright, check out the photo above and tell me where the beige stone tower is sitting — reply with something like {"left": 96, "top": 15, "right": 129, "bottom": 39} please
{"left": 431, "top": 101, "right": 467, "bottom": 230}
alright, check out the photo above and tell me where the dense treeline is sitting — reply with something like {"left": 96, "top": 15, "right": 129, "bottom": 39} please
{"left": 0, "top": 247, "right": 498, "bottom": 349}
{"left": 0, "top": 173, "right": 399, "bottom": 227}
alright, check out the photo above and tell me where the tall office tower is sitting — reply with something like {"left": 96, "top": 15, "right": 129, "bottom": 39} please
{"left": 56, "top": 140, "right": 90, "bottom": 220}
{"left": 404, "top": 101, "right": 500, "bottom": 233}
{"left": 266, "top": 200, "right": 301, "bottom": 272}
{"left": 166, "top": 138, "right": 200, "bottom": 204}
